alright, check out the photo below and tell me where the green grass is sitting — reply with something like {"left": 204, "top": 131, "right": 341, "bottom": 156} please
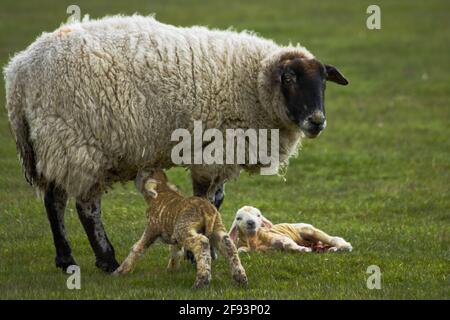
{"left": 0, "top": 0, "right": 449, "bottom": 299}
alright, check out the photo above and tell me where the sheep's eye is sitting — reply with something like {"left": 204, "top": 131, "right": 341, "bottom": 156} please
{"left": 236, "top": 217, "right": 242, "bottom": 221}
{"left": 257, "top": 214, "right": 261, "bottom": 217}
{"left": 282, "top": 72, "right": 296, "bottom": 85}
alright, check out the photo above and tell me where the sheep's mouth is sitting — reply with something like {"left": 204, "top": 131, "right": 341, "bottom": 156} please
{"left": 302, "top": 128, "right": 322, "bottom": 139}
{"left": 300, "top": 123, "right": 326, "bottom": 139}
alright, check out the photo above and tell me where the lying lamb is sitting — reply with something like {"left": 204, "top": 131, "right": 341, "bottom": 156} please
{"left": 114, "top": 169, "right": 248, "bottom": 288}
{"left": 230, "top": 206, "right": 352, "bottom": 253}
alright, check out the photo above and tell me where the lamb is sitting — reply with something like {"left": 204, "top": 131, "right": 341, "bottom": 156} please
{"left": 113, "top": 169, "right": 248, "bottom": 288}
{"left": 3, "top": 15, "right": 348, "bottom": 272}
{"left": 230, "top": 206, "right": 352, "bottom": 253}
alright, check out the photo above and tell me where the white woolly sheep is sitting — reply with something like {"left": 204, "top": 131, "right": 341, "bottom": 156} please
{"left": 4, "top": 15, "right": 348, "bottom": 272}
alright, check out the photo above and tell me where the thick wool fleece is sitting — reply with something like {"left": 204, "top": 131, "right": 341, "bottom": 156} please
{"left": 4, "top": 15, "right": 314, "bottom": 198}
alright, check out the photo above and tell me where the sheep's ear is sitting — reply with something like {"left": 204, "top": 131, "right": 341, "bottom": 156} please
{"left": 229, "top": 220, "right": 239, "bottom": 243}
{"left": 325, "top": 64, "right": 349, "bottom": 85}
{"left": 261, "top": 215, "right": 274, "bottom": 228}
{"left": 144, "top": 179, "right": 158, "bottom": 198}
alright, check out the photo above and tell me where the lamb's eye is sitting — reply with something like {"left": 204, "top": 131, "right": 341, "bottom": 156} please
{"left": 236, "top": 217, "right": 242, "bottom": 221}
{"left": 257, "top": 214, "right": 261, "bottom": 217}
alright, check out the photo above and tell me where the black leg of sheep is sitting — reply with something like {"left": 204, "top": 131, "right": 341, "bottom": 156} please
{"left": 75, "top": 195, "right": 119, "bottom": 273}
{"left": 44, "top": 182, "right": 77, "bottom": 271}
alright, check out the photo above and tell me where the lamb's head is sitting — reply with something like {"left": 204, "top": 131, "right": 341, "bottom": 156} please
{"left": 229, "top": 206, "right": 273, "bottom": 242}
{"left": 259, "top": 48, "right": 348, "bottom": 138}
{"left": 135, "top": 168, "right": 179, "bottom": 199}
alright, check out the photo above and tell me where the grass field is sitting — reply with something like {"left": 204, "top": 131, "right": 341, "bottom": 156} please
{"left": 0, "top": 0, "right": 449, "bottom": 299}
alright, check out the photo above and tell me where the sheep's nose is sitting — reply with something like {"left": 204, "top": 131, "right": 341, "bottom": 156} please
{"left": 246, "top": 220, "right": 255, "bottom": 228}
{"left": 307, "top": 111, "right": 325, "bottom": 126}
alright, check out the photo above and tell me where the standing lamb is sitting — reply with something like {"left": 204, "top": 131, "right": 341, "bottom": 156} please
{"left": 4, "top": 15, "right": 348, "bottom": 272}
{"left": 114, "top": 169, "right": 247, "bottom": 288}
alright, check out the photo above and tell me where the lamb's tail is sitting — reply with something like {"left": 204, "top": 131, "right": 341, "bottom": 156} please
{"left": 4, "top": 62, "right": 43, "bottom": 189}
{"left": 204, "top": 208, "right": 219, "bottom": 238}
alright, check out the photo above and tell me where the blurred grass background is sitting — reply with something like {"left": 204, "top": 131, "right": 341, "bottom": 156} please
{"left": 0, "top": 0, "right": 449, "bottom": 299}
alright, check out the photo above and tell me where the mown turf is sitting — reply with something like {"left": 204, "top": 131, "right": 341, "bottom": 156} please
{"left": 0, "top": 0, "right": 448, "bottom": 299}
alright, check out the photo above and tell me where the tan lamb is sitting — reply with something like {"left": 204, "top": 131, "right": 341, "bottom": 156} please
{"left": 114, "top": 169, "right": 248, "bottom": 288}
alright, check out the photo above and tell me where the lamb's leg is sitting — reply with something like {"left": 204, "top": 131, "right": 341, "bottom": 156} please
{"left": 185, "top": 178, "right": 222, "bottom": 264}
{"left": 184, "top": 233, "right": 212, "bottom": 288}
{"left": 114, "top": 226, "right": 158, "bottom": 275}
{"left": 212, "top": 228, "right": 248, "bottom": 286}
{"left": 295, "top": 223, "right": 353, "bottom": 252}
{"left": 75, "top": 195, "right": 119, "bottom": 273}
{"left": 44, "top": 182, "right": 76, "bottom": 271}
{"left": 272, "top": 236, "right": 312, "bottom": 253}
{"left": 167, "top": 245, "right": 183, "bottom": 270}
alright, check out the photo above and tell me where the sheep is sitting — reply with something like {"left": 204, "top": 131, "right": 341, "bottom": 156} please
{"left": 229, "top": 206, "right": 353, "bottom": 253}
{"left": 113, "top": 169, "right": 248, "bottom": 288}
{"left": 3, "top": 15, "right": 348, "bottom": 272}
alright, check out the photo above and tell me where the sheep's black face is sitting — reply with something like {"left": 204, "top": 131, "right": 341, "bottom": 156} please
{"left": 279, "top": 57, "right": 348, "bottom": 138}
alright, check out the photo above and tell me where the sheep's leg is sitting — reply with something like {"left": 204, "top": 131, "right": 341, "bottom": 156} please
{"left": 295, "top": 223, "right": 353, "bottom": 252}
{"left": 44, "top": 182, "right": 77, "bottom": 271}
{"left": 167, "top": 245, "right": 183, "bottom": 270}
{"left": 212, "top": 228, "right": 248, "bottom": 286}
{"left": 184, "top": 233, "right": 212, "bottom": 288}
{"left": 75, "top": 195, "right": 119, "bottom": 273}
{"left": 114, "top": 226, "right": 158, "bottom": 275}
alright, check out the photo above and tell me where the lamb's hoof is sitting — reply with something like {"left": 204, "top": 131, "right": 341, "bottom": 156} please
{"left": 298, "top": 246, "right": 312, "bottom": 253}
{"left": 112, "top": 269, "right": 122, "bottom": 276}
{"left": 328, "top": 245, "right": 353, "bottom": 252}
{"left": 96, "top": 258, "right": 120, "bottom": 273}
{"left": 331, "top": 237, "right": 353, "bottom": 252}
{"left": 233, "top": 268, "right": 248, "bottom": 287}
{"left": 193, "top": 274, "right": 211, "bottom": 289}
{"left": 55, "top": 255, "right": 77, "bottom": 272}
{"left": 167, "top": 261, "right": 181, "bottom": 271}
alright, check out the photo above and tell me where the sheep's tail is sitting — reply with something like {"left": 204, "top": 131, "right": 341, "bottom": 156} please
{"left": 4, "top": 62, "right": 43, "bottom": 190}
{"left": 13, "top": 115, "right": 40, "bottom": 187}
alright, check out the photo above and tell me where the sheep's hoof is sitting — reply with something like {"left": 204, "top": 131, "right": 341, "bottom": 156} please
{"left": 96, "top": 258, "right": 120, "bottom": 273}
{"left": 55, "top": 255, "right": 77, "bottom": 272}
{"left": 193, "top": 274, "right": 211, "bottom": 289}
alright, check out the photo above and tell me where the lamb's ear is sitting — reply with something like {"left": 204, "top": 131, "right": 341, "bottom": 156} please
{"left": 229, "top": 220, "right": 239, "bottom": 243}
{"left": 144, "top": 179, "right": 158, "bottom": 198}
{"left": 325, "top": 64, "right": 349, "bottom": 85}
{"left": 261, "top": 216, "right": 274, "bottom": 228}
